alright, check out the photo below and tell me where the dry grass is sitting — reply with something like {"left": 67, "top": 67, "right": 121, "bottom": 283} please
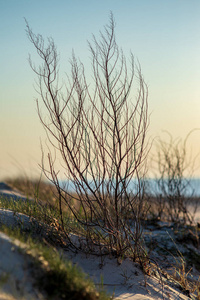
{"left": 5, "top": 176, "right": 58, "bottom": 205}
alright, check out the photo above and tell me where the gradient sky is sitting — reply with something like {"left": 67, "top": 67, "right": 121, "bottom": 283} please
{"left": 1, "top": 0, "right": 200, "bottom": 179}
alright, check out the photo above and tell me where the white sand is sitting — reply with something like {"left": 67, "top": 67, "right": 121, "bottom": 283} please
{"left": 0, "top": 232, "right": 45, "bottom": 300}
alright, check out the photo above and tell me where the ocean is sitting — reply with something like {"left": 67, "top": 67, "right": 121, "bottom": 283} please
{"left": 60, "top": 178, "right": 200, "bottom": 197}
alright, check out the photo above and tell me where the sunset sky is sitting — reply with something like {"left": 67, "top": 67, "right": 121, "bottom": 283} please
{"left": 1, "top": 0, "right": 200, "bottom": 179}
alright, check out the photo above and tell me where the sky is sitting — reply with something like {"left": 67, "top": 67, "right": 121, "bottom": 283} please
{"left": 1, "top": 0, "right": 200, "bottom": 179}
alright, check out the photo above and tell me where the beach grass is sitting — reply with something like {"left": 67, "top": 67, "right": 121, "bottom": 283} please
{"left": 0, "top": 222, "right": 111, "bottom": 300}
{"left": 0, "top": 178, "right": 113, "bottom": 299}
{"left": 2, "top": 177, "right": 200, "bottom": 299}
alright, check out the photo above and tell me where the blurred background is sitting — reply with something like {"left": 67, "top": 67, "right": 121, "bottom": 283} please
{"left": 1, "top": 0, "right": 200, "bottom": 180}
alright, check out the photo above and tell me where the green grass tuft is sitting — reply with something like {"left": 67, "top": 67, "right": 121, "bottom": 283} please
{"left": 0, "top": 226, "right": 111, "bottom": 300}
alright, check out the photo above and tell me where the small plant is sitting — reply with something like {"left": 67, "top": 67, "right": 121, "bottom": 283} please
{"left": 172, "top": 257, "right": 191, "bottom": 294}
{"left": 0, "top": 193, "right": 72, "bottom": 249}
{"left": 26, "top": 13, "right": 149, "bottom": 262}
{"left": 120, "top": 269, "right": 133, "bottom": 285}
{"left": 162, "top": 231, "right": 200, "bottom": 298}
{"left": 151, "top": 131, "right": 199, "bottom": 224}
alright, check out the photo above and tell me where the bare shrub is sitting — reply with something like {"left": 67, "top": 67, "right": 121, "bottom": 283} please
{"left": 151, "top": 131, "right": 199, "bottom": 224}
{"left": 26, "top": 14, "right": 149, "bottom": 260}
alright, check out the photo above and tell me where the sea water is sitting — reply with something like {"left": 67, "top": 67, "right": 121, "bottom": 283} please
{"left": 59, "top": 178, "right": 200, "bottom": 197}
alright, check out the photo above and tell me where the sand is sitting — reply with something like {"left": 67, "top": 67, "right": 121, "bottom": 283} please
{"left": 0, "top": 182, "right": 198, "bottom": 300}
